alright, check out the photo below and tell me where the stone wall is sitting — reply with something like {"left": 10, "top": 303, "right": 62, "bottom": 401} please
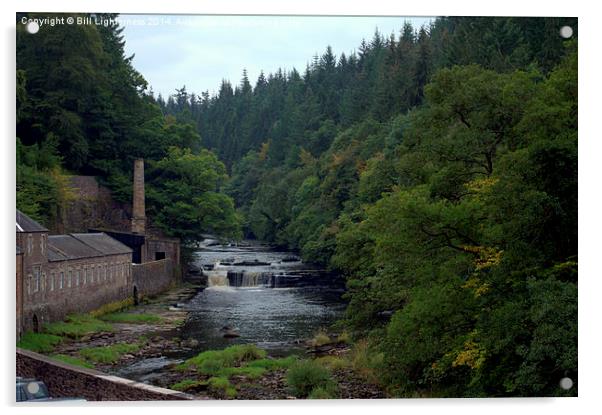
{"left": 22, "top": 253, "right": 132, "bottom": 332}
{"left": 60, "top": 176, "right": 131, "bottom": 234}
{"left": 132, "top": 259, "right": 174, "bottom": 298}
{"left": 16, "top": 348, "right": 194, "bottom": 401}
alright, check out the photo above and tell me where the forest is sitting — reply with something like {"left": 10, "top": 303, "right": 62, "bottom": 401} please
{"left": 17, "top": 14, "right": 577, "bottom": 397}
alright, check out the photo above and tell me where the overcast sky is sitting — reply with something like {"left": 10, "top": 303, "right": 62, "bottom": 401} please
{"left": 117, "top": 14, "right": 435, "bottom": 99}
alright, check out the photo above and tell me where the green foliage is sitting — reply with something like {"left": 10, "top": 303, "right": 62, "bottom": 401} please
{"left": 170, "top": 379, "right": 208, "bottom": 392}
{"left": 246, "top": 356, "right": 298, "bottom": 370}
{"left": 89, "top": 298, "right": 134, "bottom": 318}
{"left": 308, "top": 386, "right": 336, "bottom": 399}
{"left": 180, "top": 344, "right": 267, "bottom": 375}
{"left": 207, "top": 376, "right": 237, "bottom": 398}
{"left": 79, "top": 342, "right": 140, "bottom": 364}
{"left": 50, "top": 354, "right": 95, "bottom": 369}
{"left": 17, "top": 332, "right": 63, "bottom": 353}
{"left": 99, "top": 312, "right": 162, "bottom": 324}
{"left": 43, "top": 314, "right": 113, "bottom": 339}
{"left": 147, "top": 147, "right": 242, "bottom": 244}
{"left": 286, "top": 360, "right": 338, "bottom": 398}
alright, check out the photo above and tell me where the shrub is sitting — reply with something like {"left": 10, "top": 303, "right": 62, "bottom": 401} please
{"left": 308, "top": 386, "right": 336, "bottom": 399}
{"left": 286, "top": 360, "right": 337, "bottom": 398}
{"left": 17, "top": 332, "right": 62, "bottom": 353}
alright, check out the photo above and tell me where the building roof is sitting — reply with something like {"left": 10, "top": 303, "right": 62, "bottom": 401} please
{"left": 71, "top": 233, "right": 133, "bottom": 256}
{"left": 16, "top": 210, "right": 48, "bottom": 233}
{"left": 47, "top": 233, "right": 132, "bottom": 262}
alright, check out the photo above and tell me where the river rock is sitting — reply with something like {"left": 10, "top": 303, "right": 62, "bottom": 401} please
{"left": 222, "top": 330, "right": 240, "bottom": 338}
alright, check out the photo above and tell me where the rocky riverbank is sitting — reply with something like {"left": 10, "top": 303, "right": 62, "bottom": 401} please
{"left": 24, "top": 282, "right": 387, "bottom": 400}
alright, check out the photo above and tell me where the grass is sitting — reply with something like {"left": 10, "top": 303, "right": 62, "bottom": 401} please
{"left": 315, "top": 355, "right": 351, "bottom": 370}
{"left": 208, "top": 376, "right": 237, "bottom": 398}
{"left": 246, "top": 356, "right": 298, "bottom": 370}
{"left": 90, "top": 298, "right": 134, "bottom": 318}
{"left": 17, "top": 332, "right": 63, "bottom": 353}
{"left": 43, "top": 314, "right": 113, "bottom": 339}
{"left": 311, "top": 331, "right": 332, "bottom": 347}
{"left": 170, "top": 379, "right": 208, "bottom": 392}
{"left": 349, "top": 339, "right": 384, "bottom": 385}
{"left": 286, "top": 359, "right": 338, "bottom": 398}
{"left": 99, "top": 312, "right": 163, "bottom": 324}
{"left": 50, "top": 354, "right": 94, "bottom": 369}
{"left": 79, "top": 342, "right": 140, "bottom": 364}
{"left": 180, "top": 344, "right": 267, "bottom": 375}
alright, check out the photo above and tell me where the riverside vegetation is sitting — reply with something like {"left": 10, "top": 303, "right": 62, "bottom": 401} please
{"left": 16, "top": 14, "right": 577, "bottom": 397}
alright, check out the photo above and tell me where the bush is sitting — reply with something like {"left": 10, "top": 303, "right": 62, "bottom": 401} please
{"left": 17, "top": 332, "right": 62, "bottom": 353}
{"left": 308, "top": 386, "right": 336, "bottom": 399}
{"left": 286, "top": 360, "right": 337, "bottom": 398}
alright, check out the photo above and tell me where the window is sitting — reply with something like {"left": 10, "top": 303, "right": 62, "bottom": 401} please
{"left": 27, "top": 274, "right": 32, "bottom": 295}
{"left": 59, "top": 272, "right": 64, "bottom": 289}
{"left": 75, "top": 270, "right": 80, "bottom": 286}
{"left": 40, "top": 234, "right": 46, "bottom": 256}
{"left": 67, "top": 270, "right": 72, "bottom": 288}
{"left": 34, "top": 268, "right": 40, "bottom": 293}
{"left": 41, "top": 272, "right": 46, "bottom": 292}
{"left": 27, "top": 234, "right": 33, "bottom": 255}
{"left": 50, "top": 272, "right": 54, "bottom": 291}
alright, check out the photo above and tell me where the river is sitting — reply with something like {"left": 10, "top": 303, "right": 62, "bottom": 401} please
{"left": 181, "top": 239, "right": 346, "bottom": 354}
{"left": 113, "top": 239, "right": 346, "bottom": 383}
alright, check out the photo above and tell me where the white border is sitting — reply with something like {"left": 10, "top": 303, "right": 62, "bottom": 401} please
{"left": 1, "top": 1, "right": 599, "bottom": 415}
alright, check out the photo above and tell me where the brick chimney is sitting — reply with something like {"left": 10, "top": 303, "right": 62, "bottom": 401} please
{"left": 131, "top": 158, "right": 146, "bottom": 234}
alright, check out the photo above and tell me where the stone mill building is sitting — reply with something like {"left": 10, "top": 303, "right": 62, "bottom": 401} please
{"left": 16, "top": 159, "right": 181, "bottom": 339}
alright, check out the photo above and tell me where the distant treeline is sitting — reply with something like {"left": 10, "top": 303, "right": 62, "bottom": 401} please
{"left": 160, "top": 16, "right": 578, "bottom": 397}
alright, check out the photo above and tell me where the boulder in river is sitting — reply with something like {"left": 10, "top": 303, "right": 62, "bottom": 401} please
{"left": 220, "top": 325, "right": 241, "bottom": 338}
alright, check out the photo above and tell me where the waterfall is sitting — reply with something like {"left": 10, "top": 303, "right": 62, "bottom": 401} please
{"left": 207, "top": 272, "right": 229, "bottom": 287}
{"left": 227, "top": 271, "right": 272, "bottom": 287}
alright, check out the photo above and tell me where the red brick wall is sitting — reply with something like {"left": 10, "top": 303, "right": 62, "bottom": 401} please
{"left": 21, "top": 253, "right": 132, "bottom": 332}
{"left": 16, "top": 253, "right": 23, "bottom": 340}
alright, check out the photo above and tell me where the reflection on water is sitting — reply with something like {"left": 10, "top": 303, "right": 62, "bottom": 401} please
{"left": 180, "top": 285, "right": 346, "bottom": 354}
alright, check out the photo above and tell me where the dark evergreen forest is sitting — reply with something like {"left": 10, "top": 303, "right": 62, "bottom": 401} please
{"left": 16, "top": 14, "right": 577, "bottom": 397}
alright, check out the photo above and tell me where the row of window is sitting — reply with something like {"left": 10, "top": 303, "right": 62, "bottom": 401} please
{"left": 27, "top": 261, "right": 131, "bottom": 296}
